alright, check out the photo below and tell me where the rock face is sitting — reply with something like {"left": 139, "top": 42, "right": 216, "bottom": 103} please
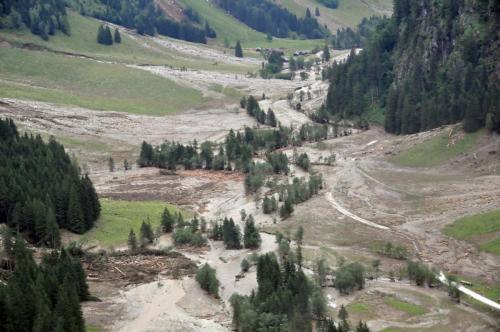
{"left": 393, "top": 0, "right": 499, "bottom": 85}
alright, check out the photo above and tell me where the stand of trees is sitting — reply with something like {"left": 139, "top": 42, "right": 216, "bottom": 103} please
{"left": 334, "top": 262, "right": 365, "bottom": 294}
{"left": 213, "top": 0, "right": 329, "bottom": 39}
{"left": 252, "top": 172, "right": 322, "bottom": 216}
{"left": 241, "top": 96, "right": 277, "bottom": 127}
{"left": 230, "top": 231, "right": 371, "bottom": 332}
{"left": 172, "top": 216, "right": 206, "bottom": 247}
{"left": 97, "top": 24, "right": 113, "bottom": 45}
{"left": 260, "top": 51, "right": 285, "bottom": 78}
{"left": 406, "top": 261, "right": 438, "bottom": 287}
{"left": 69, "top": 0, "right": 209, "bottom": 43}
{"left": 196, "top": 263, "right": 219, "bottom": 297}
{"left": 323, "top": 0, "right": 500, "bottom": 134}
{"left": 0, "top": 0, "right": 70, "bottom": 40}
{"left": 138, "top": 120, "right": 333, "bottom": 175}
{"left": 0, "top": 118, "right": 100, "bottom": 247}
{"left": 266, "top": 151, "right": 289, "bottom": 174}
{"left": 331, "top": 16, "right": 386, "bottom": 49}
{"left": 230, "top": 252, "right": 316, "bottom": 331}
{"left": 211, "top": 217, "right": 241, "bottom": 249}
{"left": 296, "top": 152, "right": 310, "bottom": 171}
{"left": 210, "top": 214, "right": 261, "bottom": 250}
{"left": 0, "top": 238, "right": 88, "bottom": 332}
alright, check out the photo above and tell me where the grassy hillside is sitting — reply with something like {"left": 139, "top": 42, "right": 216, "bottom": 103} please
{"left": 176, "top": 0, "right": 324, "bottom": 50}
{"left": 0, "top": 47, "right": 204, "bottom": 115}
{"left": 444, "top": 210, "right": 500, "bottom": 255}
{"left": 390, "top": 131, "right": 481, "bottom": 167}
{"left": 279, "top": 0, "right": 392, "bottom": 31}
{"left": 0, "top": 11, "right": 267, "bottom": 114}
{"left": 0, "top": 11, "right": 254, "bottom": 73}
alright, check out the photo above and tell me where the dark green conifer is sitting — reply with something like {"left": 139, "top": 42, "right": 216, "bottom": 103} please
{"left": 67, "top": 185, "right": 85, "bottom": 234}
{"left": 243, "top": 215, "right": 261, "bottom": 249}
{"left": 235, "top": 40, "right": 243, "bottom": 58}
{"left": 128, "top": 229, "right": 138, "bottom": 252}
{"left": 161, "top": 208, "right": 174, "bottom": 233}
{"left": 114, "top": 28, "right": 121, "bottom": 43}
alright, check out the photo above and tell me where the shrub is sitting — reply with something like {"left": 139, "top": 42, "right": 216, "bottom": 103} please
{"left": 173, "top": 228, "right": 206, "bottom": 246}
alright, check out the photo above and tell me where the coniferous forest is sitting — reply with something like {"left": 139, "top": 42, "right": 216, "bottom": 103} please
{"left": 0, "top": 0, "right": 70, "bottom": 40}
{"left": 0, "top": 0, "right": 211, "bottom": 43}
{"left": 69, "top": 0, "right": 208, "bottom": 43}
{"left": 213, "top": 0, "right": 329, "bottom": 39}
{"left": 0, "top": 118, "right": 101, "bottom": 247}
{"left": 323, "top": 0, "right": 500, "bottom": 134}
{"left": 0, "top": 238, "right": 89, "bottom": 332}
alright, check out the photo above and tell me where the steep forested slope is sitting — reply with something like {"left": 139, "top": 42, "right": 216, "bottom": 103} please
{"left": 323, "top": 0, "right": 500, "bottom": 134}
{"left": 0, "top": 243, "right": 89, "bottom": 332}
{"left": 0, "top": 0, "right": 210, "bottom": 43}
{"left": 0, "top": 0, "right": 70, "bottom": 40}
{"left": 0, "top": 118, "right": 100, "bottom": 247}
{"left": 213, "top": 0, "right": 329, "bottom": 39}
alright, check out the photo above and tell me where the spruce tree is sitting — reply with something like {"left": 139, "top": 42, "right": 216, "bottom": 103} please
{"left": 280, "top": 197, "right": 294, "bottom": 219}
{"left": 45, "top": 207, "right": 61, "bottom": 248}
{"left": 338, "top": 304, "right": 350, "bottom": 330}
{"left": 55, "top": 277, "right": 85, "bottom": 332}
{"left": 235, "top": 40, "right": 243, "bottom": 58}
{"left": 114, "top": 28, "right": 121, "bottom": 43}
{"left": 33, "top": 288, "right": 53, "bottom": 332}
{"left": 267, "top": 109, "right": 277, "bottom": 127}
{"left": 67, "top": 185, "right": 85, "bottom": 234}
{"left": 108, "top": 157, "right": 115, "bottom": 172}
{"left": 128, "top": 229, "right": 138, "bottom": 252}
{"left": 104, "top": 25, "right": 113, "bottom": 45}
{"left": 243, "top": 215, "right": 261, "bottom": 249}
{"left": 140, "top": 220, "right": 154, "bottom": 246}
{"left": 323, "top": 44, "right": 331, "bottom": 62}
{"left": 161, "top": 208, "right": 174, "bottom": 233}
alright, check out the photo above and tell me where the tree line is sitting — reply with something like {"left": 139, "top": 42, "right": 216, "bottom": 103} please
{"left": 70, "top": 0, "right": 211, "bottom": 44}
{"left": 0, "top": 236, "right": 89, "bottom": 332}
{"left": 138, "top": 121, "right": 334, "bottom": 175}
{"left": 0, "top": 118, "right": 101, "bottom": 248}
{"left": 0, "top": 0, "right": 70, "bottom": 40}
{"left": 323, "top": 0, "right": 500, "bottom": 134}
{"left": 213, "top": 0, "right": 329, "bottom": 39}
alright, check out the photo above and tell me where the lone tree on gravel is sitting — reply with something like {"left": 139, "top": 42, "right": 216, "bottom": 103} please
{"left": 235, "top": 40, "right": 243, "bottom": 58}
